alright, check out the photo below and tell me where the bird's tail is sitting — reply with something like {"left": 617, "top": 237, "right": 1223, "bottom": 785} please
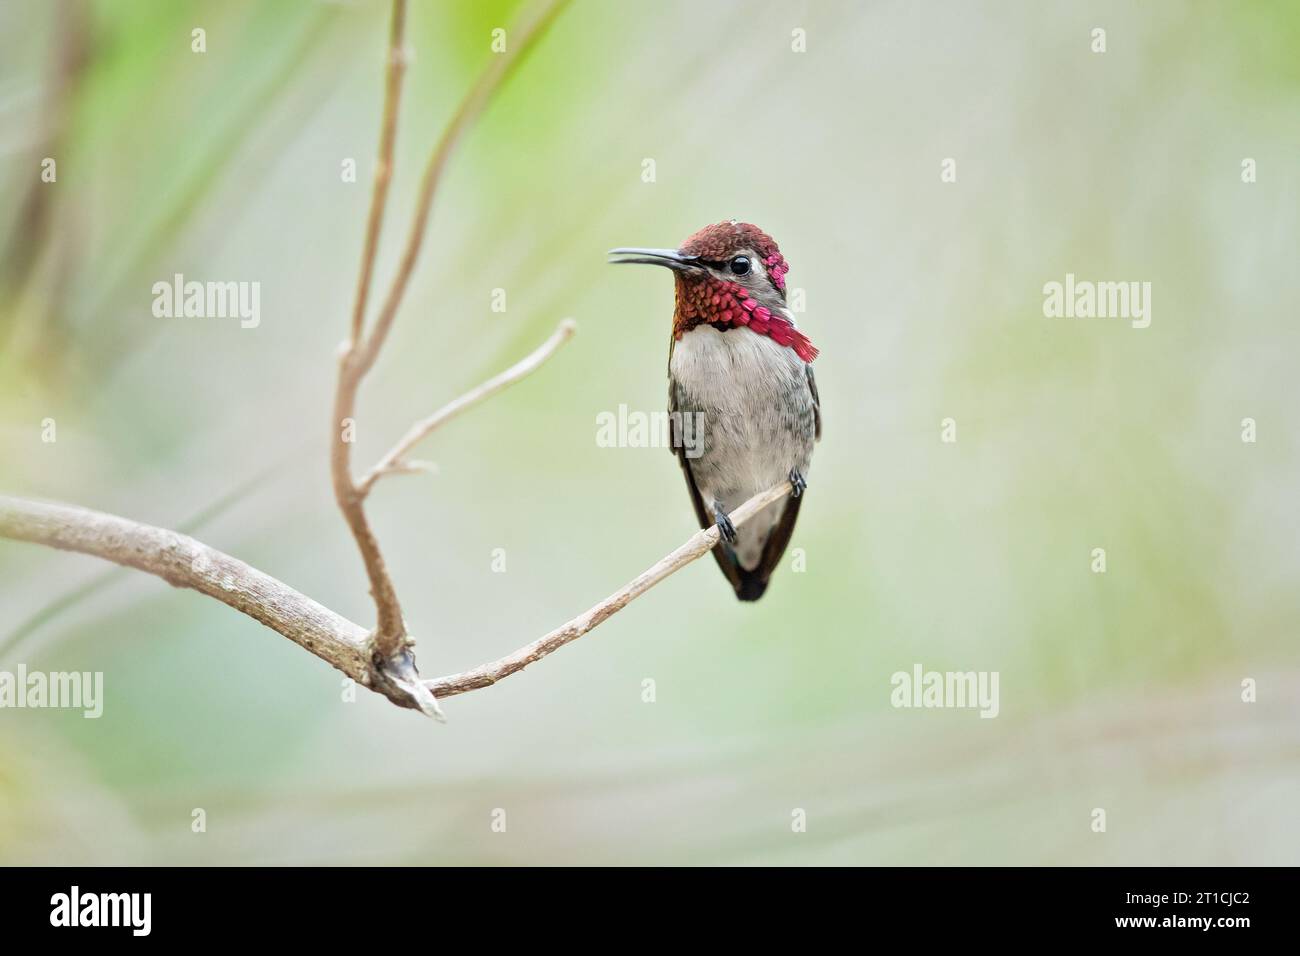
{"left": 710, "top": 493, "right": 804, "bottom": 602}
{"left": 733, "top": 569, "right": 769, "bottom": 602}
{"left": 705, "top": 541, "right": 770, "bottom": 601}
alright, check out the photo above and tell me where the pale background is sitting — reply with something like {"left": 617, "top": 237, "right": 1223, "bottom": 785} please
{"left": 0, "top": 0, "right": 1297, "bottom": 864}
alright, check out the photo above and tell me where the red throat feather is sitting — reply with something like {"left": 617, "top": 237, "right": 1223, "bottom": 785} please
{"left": 672, "top": 221, "right": 818, "bottom": 362}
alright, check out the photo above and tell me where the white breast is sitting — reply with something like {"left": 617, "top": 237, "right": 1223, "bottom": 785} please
{"left": 670, "top": 324, "right": 808, "bottom": 420}
{"left": 669, "top": 323, "right": 816, "bottom": 570}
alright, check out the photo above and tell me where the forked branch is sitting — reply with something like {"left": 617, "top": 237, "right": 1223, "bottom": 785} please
{"left": 0, "top": 0, "right": 746, "bottom": 720}
{"left": 329, "top": 0, "right": 572, "bottom": 703}
{"left": 0, "top": 483, "right": 794, "bottom": 709}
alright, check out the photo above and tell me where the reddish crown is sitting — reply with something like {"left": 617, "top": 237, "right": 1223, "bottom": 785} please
{"left": 680, "top": 221, "right": 791, "bottom": 292}
{"left": 673, "top": 221, "right": 817, "bottom": 363}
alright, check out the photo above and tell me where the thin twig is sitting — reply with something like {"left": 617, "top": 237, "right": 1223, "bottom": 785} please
{"left": 353, "top": 0, "right": 572, "bottom": 379}
{"left": 348, "top": 0, "right": 408, "bottom": 347}
{"left": 0, "top": 482, "right": 794, "bottom": 712}
{"left": 424, "top": 481, "right": 794, "bottom": 699}
{"left": 331, "top": 360, "right": 411, "bottom": 658}
{"left": 332, "top": 0, "right": 571, "bottom": 676}
{"left": 331, "top": 0, "right": 417, "bottom": 671}
{"left": 357, "top": 319, "right": 577, "bottom": 496}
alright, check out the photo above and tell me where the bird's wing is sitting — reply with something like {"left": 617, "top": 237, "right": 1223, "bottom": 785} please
{"left": 729, "top": 360, "right": 819, "bottom": 600}
{"left": 808, "top": 362, "right": 822, "bottom": 441}
{"left": 744, "top": 489, "right": 802, "bottom": 600}
{"left": 668, "top": 344, "right": 747, "bottom": 596}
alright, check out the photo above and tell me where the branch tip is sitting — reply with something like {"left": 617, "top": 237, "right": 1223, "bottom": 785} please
{"left": 377, "top": 646, "right": 446, "bottom": 722}
{"left": 358, "top": 319, "right": 578, "bottom": 496}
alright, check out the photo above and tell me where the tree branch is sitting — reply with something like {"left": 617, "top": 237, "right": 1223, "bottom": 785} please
{"left": 0, "top": 496, "right": 380, "bottom": 704}
{"left": 357, "top": 318, "right": 577, "bottom": 496}
{"left": 423, "top": 481, "right": 794, "bottom": 698}
{"left": 331, "top": 0, "right": 416, "bottom": 680}
{"left": 348, "top": 0, "right": 408, "bottom": 348}
{"left": 0, "top": 482, "right": 794, "bottom": 708}
{"left": 353, "top": 0, "right": 572, "bottom": 379}
{"left": 0, "top": 0, "right": 646, "bottom": 721}
{"left": 330, "top": 353, "right": 411, "bottom": 669}
{"left": 331, "top": 0, "right": 571, "bottom": 681}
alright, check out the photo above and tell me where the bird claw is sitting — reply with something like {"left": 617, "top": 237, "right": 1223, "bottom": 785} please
{"left": 789, "top": 468, "right": 807, "bottom": 498}
{"left": 714, "top": 504, "right": 737, "bottom": 544}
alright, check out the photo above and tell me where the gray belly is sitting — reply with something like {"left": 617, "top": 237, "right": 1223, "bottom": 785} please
{"left": 670, "top": 325, "right": 817, "bottom": 569}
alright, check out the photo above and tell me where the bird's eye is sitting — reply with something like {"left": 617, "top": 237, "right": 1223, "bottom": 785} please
{"left": 729, "top": 256, "right": 751, "bottom": 276}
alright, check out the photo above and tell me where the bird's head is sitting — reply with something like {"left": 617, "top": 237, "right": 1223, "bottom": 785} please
{"left": 609, "top": 220, "right": 818, "bottom": 362}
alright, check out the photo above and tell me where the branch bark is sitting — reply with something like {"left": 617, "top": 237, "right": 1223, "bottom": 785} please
{"left": 331, "top": 0, "right": 415, "bottom": 678}
{"left": 348, "top": 0, "right": 408, "bottom": 348}
{"left": 0, "top": 496, "right": 381, "bottom": 704}
{"left": 0, "top": 482, "right": 794, "bottom": 708}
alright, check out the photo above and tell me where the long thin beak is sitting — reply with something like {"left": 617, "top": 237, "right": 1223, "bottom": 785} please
{"left": 607, "top": 247, "right": 700, "bottom": 271}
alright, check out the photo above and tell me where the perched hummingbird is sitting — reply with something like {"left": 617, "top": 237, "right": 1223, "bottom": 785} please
{"left": 609, "top": 220, "right": 821, "bottom": 601}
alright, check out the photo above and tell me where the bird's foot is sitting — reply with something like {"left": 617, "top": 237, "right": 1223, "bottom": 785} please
{"left": 789, "top": 468, "right": 807, "bottom": 498}
{"left": 713, "top": 504, "right": 737, "bottom": 544}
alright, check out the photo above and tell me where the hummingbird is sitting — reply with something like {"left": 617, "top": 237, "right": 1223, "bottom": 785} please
{"left": 609, "top": 220, "right": 820, "bottom": 601}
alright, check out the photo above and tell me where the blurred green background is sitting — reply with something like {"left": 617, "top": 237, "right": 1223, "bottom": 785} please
{"left": 1, "top": 0, "right": 1297, "bottom": 865}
